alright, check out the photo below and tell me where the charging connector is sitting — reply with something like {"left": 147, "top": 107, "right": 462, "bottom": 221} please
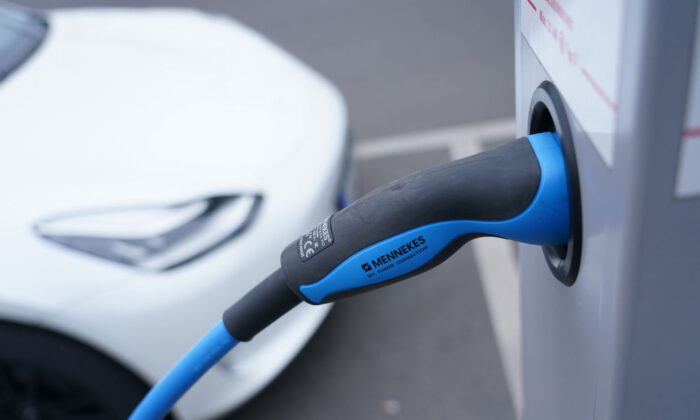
{"left": 130, "top": 131, "right": 578, "bottom": 419}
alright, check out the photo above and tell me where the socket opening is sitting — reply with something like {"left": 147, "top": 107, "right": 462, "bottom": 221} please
{"left": 528, "top": 81, "right": 582, "bottom": 286}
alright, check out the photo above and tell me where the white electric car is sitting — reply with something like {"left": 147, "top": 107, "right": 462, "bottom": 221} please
{"left": 0, "top": 3, "right": 350, "bottom": 419}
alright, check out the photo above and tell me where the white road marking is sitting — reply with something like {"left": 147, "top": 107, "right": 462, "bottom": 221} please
{"left": 471, "top": 237, "right": 522, "bottom": 417}
{"left": 354, "top": 118, "right": 523, "bottom": 417}
{"left": 353, "top": 117, "right": 515, "bottom": 159}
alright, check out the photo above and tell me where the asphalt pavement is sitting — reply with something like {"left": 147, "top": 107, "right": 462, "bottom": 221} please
{"left": 18, "top": 1, "right": 517, "bottom": 418}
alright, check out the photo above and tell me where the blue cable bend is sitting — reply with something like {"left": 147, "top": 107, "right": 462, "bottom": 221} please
{"left": 128, "top": 321, "right": 238, "bottom": 420}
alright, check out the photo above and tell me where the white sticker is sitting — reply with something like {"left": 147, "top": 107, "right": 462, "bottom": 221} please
{"left": 676, "top": 9, "right": 700, "bottom": 199}
{"left": 298, "top": 216, "right": 334, "bottom": 262}
{"left": 520, "top": 0, "right": 624, "bottom": 167}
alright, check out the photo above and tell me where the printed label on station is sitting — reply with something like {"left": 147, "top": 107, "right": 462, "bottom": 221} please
{"left": 520, "top": 0, "right": 624, "bottom": 167}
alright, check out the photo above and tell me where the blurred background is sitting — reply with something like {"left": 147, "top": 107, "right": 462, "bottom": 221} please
{"left": 12, "top": 1, "right": 517, "bottom": 419}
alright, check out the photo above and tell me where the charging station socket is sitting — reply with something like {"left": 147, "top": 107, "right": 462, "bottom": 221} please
{"left": 528, "top": 81, "right": 582, "bottom": 286}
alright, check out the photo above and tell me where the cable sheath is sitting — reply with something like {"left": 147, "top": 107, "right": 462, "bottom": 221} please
{"left": 128, "top": 321, "right": 238, "bottom": 420}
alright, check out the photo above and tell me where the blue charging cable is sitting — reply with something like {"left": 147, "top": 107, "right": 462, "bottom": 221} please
{"left": 128, "top": 321, "right": 238, "bottom": 420}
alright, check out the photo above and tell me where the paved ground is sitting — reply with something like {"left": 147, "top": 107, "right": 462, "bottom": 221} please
{"left": 18, "top": 1, "right": 517, "bottom": 418}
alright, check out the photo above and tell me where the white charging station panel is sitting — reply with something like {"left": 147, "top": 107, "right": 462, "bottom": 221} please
{"left": 677, "top": 7, "right": 700, "bottom": 199}
{"left": 517, "top": 1, "right": 700, "bottom": 420}
{"left": 520, "top": 0, "right": 624, "bottom": 166}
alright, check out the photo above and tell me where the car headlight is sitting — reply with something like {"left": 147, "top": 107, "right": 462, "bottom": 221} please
{"left": 34, "top": 194, "right": 262, "bottom": 271}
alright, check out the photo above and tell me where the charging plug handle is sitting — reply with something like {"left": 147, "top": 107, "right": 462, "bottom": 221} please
{"left": 224, "top": 133, "right": 571, "bottom": 341}
{"left": 281, "top": 133, "right": 570, "bottom": 304}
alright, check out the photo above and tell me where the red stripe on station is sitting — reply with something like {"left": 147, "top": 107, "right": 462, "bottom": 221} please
{"left": 683, "top": 127, "right": 700, "bottom": 137}
{"left": 581, "top": 67, "right": 617, "bottom": 112}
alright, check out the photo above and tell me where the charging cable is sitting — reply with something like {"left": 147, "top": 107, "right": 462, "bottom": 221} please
{"left": 129, "top": 131, "right": 571, "bottom": 419}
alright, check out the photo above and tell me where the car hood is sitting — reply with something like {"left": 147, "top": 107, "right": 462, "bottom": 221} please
{"left": 0, "top": 8, "right": 337, "bottom": 217}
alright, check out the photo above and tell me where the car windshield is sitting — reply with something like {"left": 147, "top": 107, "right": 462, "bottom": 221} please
{"left": 0, "top": 1, "right": 47, "bottom": 81}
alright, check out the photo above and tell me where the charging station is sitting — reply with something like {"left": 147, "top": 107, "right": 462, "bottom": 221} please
{"left": 516, "top": 1, "right": 700, "bottom": 419}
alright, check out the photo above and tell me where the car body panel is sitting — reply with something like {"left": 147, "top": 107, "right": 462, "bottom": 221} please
{"left": 0, "top": 8, "right": 347, "bottom": 419}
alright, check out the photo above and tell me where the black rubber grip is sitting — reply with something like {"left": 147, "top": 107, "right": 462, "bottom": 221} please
{"left": 222, "top": 269, "right": 300, "bottom": 341}
{"left": 281, "top": 138, "right": 541, "bottom": 301}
